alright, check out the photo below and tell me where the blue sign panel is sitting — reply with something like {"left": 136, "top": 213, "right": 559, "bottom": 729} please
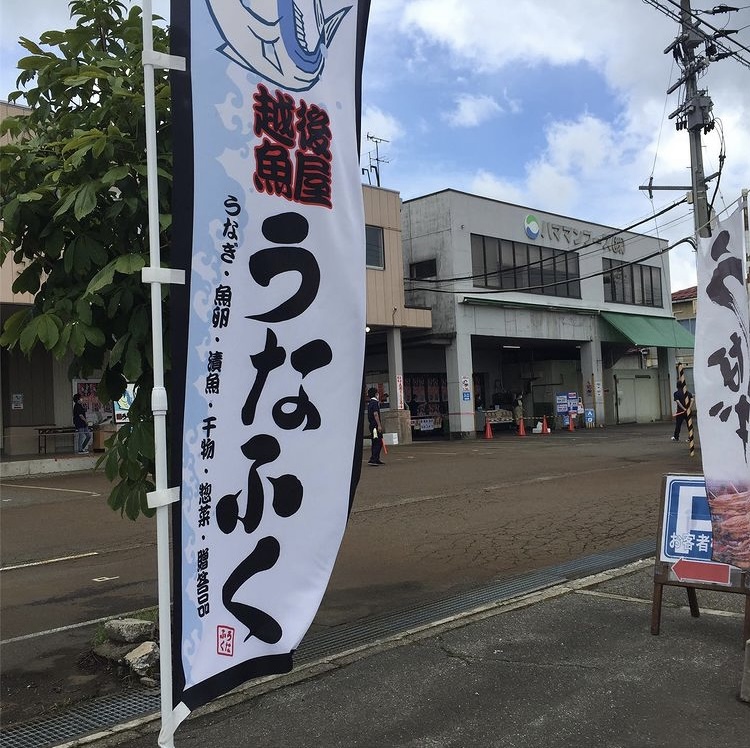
{"left": 462, "top": 392, "right": 471, "bottom": 401}
{"left": 660, "top": 476, "right": 713, "bottom": 562}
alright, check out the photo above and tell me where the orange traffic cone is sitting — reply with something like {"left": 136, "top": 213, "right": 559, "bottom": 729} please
{"left": 518, "top": 418, "right": 526, "bottom": 437}
{"left": 568, "top": 412, "right": 575, "bottom": 432}
{"left": 484, "top": 419, "right": 493, "bottom": 439}
{"left": 541, "top": 415, "right": 550, "bottom": 435}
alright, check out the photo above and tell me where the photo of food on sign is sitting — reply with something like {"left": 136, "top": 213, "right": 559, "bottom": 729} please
{"left": 706, "top": 482, "right": 750, "bottom": 569}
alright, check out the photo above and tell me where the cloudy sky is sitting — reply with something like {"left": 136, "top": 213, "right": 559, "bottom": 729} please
{"left": 2, "top": 0, "right": 749, "bottom": 292}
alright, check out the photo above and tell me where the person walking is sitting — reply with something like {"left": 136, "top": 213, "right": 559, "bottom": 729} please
{"left": 367, "top": 387, "right": 385, "bottom": 466}
{"left": 513, "top": 393, "right": 524, "bottom": 434}
{"left": 73, "top": 394, "right": 91, "bottom": 454}
{"left": 672, "top": 385, "right": 692, "bottom": 442}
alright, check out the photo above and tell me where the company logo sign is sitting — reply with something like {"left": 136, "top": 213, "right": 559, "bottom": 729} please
{"left": 524, "top": 214, "right": 540, "bottom": 240}
{"left": 523, "top": 214, "right": 624, "bottom": 253}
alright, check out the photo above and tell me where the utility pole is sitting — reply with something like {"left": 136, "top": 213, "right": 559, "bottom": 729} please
{"left": 642, "top": 0, "right": 721, "bottom": 239}
{"left": 679, "top": 0, "right": 712, "bottom": 238}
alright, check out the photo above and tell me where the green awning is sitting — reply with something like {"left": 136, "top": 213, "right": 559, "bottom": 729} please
{"left": 600, "top": 311, "right": 694, "bottom": 348}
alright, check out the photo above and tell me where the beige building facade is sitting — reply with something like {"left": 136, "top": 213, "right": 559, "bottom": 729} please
{"left": 1, "top": 169, "right": 429, "bottom": 454}
{"left": 363, "top": 185, "right": 431, "bottom": 442}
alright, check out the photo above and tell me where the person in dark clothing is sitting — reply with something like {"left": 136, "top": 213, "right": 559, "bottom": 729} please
{"left": 73, "top": 393, "right": 91, "bottom": 454}
{"left": 367, "top": 387, "right": 384, "bottom": 465}
{"left": 673, "top": 386, "right": 692, "bottom": 441}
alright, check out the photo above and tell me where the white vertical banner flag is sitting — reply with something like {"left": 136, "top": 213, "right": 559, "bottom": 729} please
{"left": 169, "top": 0, "right": 370, "bottom": 730}
{"left": 694, "top": 203, "right": 750, "bottom": 570}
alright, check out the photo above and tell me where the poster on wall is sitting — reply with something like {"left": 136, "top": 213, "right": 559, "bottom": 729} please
{"left": 72, "top": 379, "right": 113, "bottom": 425}
{"left": 168, "top": 0, "right": 371, "bottom": 735}
{"left": 113, "top": 384, "right": 136, "bottom": 425}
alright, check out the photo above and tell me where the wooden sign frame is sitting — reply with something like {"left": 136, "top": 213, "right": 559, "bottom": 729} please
{"left": 651, "top": 474, "right": 750, "bottom": 642}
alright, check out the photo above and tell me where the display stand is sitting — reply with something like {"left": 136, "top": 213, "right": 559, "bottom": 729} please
{"left": 651, "top": 475, "right": 750, "bottom": 643}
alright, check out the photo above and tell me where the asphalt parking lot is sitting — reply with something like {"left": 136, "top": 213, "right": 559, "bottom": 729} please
{"left": 1, "top": 421, "right": 712, "bottom": 735}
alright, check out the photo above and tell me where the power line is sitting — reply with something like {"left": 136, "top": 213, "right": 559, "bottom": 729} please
{"left": 642, "top": 0, "right": 750, "bottom": 68}
{"left": 406, "top": 234, "right": 697, "bottom": 298}
{"left": 664, "top": 0, "right": 750, "bottom": 57}
{"left": 406, "top": 196, "right": 743, "bottom": 299}
{"left": 405, "top": 197, "right": 688, "bottom": 287}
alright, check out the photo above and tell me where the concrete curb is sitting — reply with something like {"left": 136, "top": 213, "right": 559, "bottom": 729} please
{"left": 742, "top": 638, "right": 750, "bottom": 703}
{"left": 0, "top": 454, "right": 99, "bottom": 479}
{"left": 54, "top": 559, "right": 654, "bottom": 748}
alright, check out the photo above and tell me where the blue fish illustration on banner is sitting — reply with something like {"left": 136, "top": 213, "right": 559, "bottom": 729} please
{"left": 206, "top": 0, "right": 352, "bottom": 90}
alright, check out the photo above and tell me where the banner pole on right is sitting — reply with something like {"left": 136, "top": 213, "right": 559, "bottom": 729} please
{"left": 694, "top": 202, "right": 750, "bottom": 571}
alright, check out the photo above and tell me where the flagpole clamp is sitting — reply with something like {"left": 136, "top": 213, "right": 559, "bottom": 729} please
{"left": 142, "top": 50, "right": 186, "bottom": 71}
{"left": 142, "top": 267, "right": 185, "bottom": 285}
{"left": 147, "top": 487, "right": 181, "bottom": 509}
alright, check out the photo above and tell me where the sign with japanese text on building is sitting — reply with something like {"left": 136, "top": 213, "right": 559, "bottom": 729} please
{"left": 694, "top": 205, "right": 750, "bottom": 570}
{"left": 169, "top": 0, "right": 370, "bottom": 731}
{"left": 555, "top": 392, "right": 578, "bottom": 414}
{"left": 461, "top": 375, "right": 471, "bottom": 402}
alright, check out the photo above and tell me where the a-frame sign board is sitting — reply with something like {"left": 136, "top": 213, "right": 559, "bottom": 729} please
{"left": 651, "top": 475, "right": 750, "bottom": 642}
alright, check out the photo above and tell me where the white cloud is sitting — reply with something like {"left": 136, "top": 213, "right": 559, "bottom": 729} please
{"left": 445, "top": 93, "right": 502, "bottom": 127}
{"left": 384, "top": 0, "right": 749, "bottom": 290}
{"left": 540, "top": 114, "right": 620, "bottom": 176}
{"left": 361, "top": 104, "right": 403, "bottom": 145}
{"left": 469, "top": 170, "right": 526, "bottom": 205}
{"left": 360, "top": 105, "right": 404, "bottom": 182}
{"left": 526, "top": 161, "right": 580, "bottom": 215}
{"left": 4, "top": 0, "right": 747, "bottom": 295}
{"left": 502, "top": 88, "right": 522, "bottom": 115}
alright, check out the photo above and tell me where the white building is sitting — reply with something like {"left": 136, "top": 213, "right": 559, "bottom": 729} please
{"left": 400, "top": 189, "right": 693, "bottom": 436}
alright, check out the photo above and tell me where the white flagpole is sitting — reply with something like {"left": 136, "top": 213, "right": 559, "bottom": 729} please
{"left": 140, "top": 1, "right": 185, "bottom": 745}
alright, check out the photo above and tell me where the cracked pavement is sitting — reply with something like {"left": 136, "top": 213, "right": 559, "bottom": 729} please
{"left": 316, "top": 422, "right": 699, "bottom": 628}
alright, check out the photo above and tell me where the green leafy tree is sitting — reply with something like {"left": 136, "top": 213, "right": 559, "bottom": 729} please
{"left": 0, "top": 0, "right": 172, "bottom": 518}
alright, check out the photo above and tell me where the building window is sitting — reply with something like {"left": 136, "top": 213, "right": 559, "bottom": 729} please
{"left": 678, "top": 317, "right": 696, "bottom": 334}
{"left": 470, "top": 233, "right": 580, "bottom": 299}
{"left": 366, "top": 225, "right": 385, "bottom": 269}
{"left": 410, "top": 258, "right": 437, "bottom": 279}
{"left": 603, "top": 259, "right": 663, "bottom": 308}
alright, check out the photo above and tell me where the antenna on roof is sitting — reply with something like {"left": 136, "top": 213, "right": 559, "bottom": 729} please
{"left": 364, "top": 132, "right": 389, "bottom": 187}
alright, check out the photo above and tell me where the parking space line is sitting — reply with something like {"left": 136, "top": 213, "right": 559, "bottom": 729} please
{"left": 0, "top": 609, "right": 150, "bottom": 646}
{"left": 6, "top": 484, "right": 100, "bottom": 495}
{"left": 1, "top": 551, "right": 99, "bottom": 572}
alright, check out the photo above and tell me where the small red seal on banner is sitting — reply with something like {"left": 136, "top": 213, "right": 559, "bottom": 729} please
{"left": 217, "top": 625, "right": 235, "bottom": 657}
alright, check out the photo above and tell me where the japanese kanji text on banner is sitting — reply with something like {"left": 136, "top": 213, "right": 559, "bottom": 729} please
{"left": 694, "top": 203, "right": 750, "bottom": 570}
{"left": 169, "top": 0, "right": 370, "bottom": 732}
